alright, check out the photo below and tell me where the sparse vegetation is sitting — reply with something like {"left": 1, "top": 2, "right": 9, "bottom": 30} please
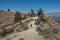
{"left": 36, "top": 26, "right": 60, "bottom": 40}
{"left": 20, "top": 23, "right": 29, "bottom": 31}
{"left": 37, "top": 8, "right": 43, "bottom": 17}
{"left": 0, "top": 8, "right": 60, "bottom": 40}
{"left": 22, "top": 15, "right": 26, "bottom": 20}
{"left": 35, "top": 19, "right": 41, "bottom": 25}
{"left": 37, "top": 8, "right": 45, "bottom": 22}
{"left": 0, "top": 28, "right": 14, "bottom": 37}
{"left": 19, "top": 38, "right": 24, "bottom": 40}
{"left": 15, "top": 23, "right": 29, "bottom": 32}
{"left": 35, "top": 17, "right": 59, "bottom": 40}
{"left": 15, "top": 11, "right": 22, "bottom": 22}
{"left": 30, "top": 9, "right": 35, "bottom": 16}
{"left": 51, "top": 28, "right": 59, "bottom": 34}
{"left": 7, "top": 9, "right": 10, "bottom": 12}
{"left": 27, "top": 9, "right": 35, "bottom": 17}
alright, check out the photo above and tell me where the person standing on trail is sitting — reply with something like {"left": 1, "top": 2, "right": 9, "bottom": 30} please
{"left": 30, "top": 24, "right": 32, "bottom": 28}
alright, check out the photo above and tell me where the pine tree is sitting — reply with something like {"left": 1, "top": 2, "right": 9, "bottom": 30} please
{"left": 30, "top": 9, "right": 35, "bottom": 16}
{"left": 15, "top": 11, "right": 22, "bottom": 22}
{"left": 7, "top": 9, "right": 10, "bottom": 12}
{"left": 37, "top": 8, "right": 43, "bottom": 16}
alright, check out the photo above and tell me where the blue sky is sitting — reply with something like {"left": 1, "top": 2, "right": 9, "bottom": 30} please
{"left": 0, "top": 0, "right": 60, "bottom": 13}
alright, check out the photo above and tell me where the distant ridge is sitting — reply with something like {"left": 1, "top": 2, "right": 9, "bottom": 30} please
{"left": 0, "top": 10, "right": 5, "bottom": 12}
{"left": 47, "top": 12, "right": 60, "bottom": 23}
{"left": 47, "top": 12, "right": 60, "bottom": 16}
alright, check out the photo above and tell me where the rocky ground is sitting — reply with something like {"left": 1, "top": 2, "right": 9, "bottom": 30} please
{"left": 0, "top": 12, "right": 60, "bottom": 40}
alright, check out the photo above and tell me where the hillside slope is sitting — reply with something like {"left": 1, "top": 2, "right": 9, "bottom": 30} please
{"left": 0, "top": 14, "right": 60, "bottom": 40}
{"left": 0, "top": 12, "right": 15, "bottom": 30}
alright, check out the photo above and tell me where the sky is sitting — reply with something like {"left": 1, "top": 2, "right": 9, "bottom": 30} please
{"left": 0, "top": 0, "right": 60, "bottom": 13}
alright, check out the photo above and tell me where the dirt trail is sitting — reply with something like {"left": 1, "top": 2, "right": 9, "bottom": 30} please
{"left": 1, "top": 16, "right": 44, "bottom": 40}
{"left": 22, "top": 16, "right": 38, "bottom": 22}
{"left": 4, "top": 29, "right": 44, "bottom": 40}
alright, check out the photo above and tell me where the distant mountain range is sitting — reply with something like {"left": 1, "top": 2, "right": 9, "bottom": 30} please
{"left": 47, "top": 12, "right": 60, "bottom": 23}
{"left": 0, "top": 10, "right": 5, "bottom": 12}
